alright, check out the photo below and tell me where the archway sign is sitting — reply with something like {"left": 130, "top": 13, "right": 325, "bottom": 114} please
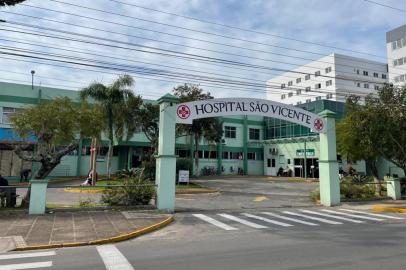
{"left": 156, "top": 94, "right": 340, "bottom": 212}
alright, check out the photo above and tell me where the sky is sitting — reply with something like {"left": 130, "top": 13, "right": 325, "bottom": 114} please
{"left": 0, "top": 0, "right": 405, "bottom": 100}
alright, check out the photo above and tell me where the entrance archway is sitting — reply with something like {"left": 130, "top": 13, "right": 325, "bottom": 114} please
{"left": 155, "top": 94, "right": 340, "bottom": 212}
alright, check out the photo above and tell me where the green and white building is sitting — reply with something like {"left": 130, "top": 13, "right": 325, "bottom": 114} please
{"left": 0, "top": 81, "right": 403, "bottom": 180}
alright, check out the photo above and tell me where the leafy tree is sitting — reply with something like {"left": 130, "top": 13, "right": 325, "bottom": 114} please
{"left": 10, "top": 97, "right": 104, "bottom": 179}
{"left": 173, "top": 84, "right": 223, "bottom": 176}
{"left": 138, "top": 103, "right": 159, "bottom": 152}
{"left": 337, "top": 84, "right": 406, "bottom": 182}
{"left": 0, "top": 0, "right": 26, "bottom": 6}
{"left": 80, "top": 75, "right": 142, "bottom": 178}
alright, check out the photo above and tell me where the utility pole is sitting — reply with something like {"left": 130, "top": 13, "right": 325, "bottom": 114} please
{"left": 31, "top": 70, "right": 35, "bottom": 90}
{"left": 304, "top": 139, "right": 307, "bottom": 180}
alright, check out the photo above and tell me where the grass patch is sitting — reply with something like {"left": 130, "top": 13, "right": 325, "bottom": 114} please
{"left": 175, "top": 182, "right": 203, "bottom": 189}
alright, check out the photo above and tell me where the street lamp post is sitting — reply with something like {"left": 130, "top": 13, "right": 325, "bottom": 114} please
{"left": 31, "top": 70, "right": 35, "bottom": 90}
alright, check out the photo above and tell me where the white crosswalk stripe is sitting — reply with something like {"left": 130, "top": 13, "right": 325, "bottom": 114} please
{"left": 193, "top": 214, "right": 238, "bottom": 231}
{"left": 321, "top": 209, "right": 384, "bottom": 221}
{"left": 0, "top": 251, "right": 55, "bottom": 270}
{"left": 282, "top": 211, "right": 343, "bottom": 225}
{"left": 242, "top": 213, "right": 293, "bottom": 227}
{"left": 299, "top": 210, "right": 364, "bottom": 223}
{"left": 97, "top": 244, "right": 135, "bottom": 270}
{"left": 218, "top": 214, "right": 268, "bottom": 229}
{"left": 261, "top": 212, "right": 319, "bottom": 226}
{"left": 339, "top": 209, "right": 404, "bottom": 220}
{"left": 0, "top": 261, "right": 53, "bottom": 270}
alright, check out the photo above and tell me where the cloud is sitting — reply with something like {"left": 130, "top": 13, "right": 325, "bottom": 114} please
{"left": 0, "top": 0, "right": 404, "bottom": 99}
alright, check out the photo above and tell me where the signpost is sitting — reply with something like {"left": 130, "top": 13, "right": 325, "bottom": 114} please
{"left": 296, "top": 149, "right": 315, "bottom": 157}
{"left": 178, "top": 170, "right": 190, "bottom": 184}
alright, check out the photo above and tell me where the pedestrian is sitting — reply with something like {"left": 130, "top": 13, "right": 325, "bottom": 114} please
{"left": 20, "top": 168, "right": 31, "bottom": 182}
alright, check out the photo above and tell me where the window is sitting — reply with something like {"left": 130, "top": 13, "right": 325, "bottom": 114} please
{"left": 222, "top": 151, "right": 229, "bottom": 159}
{"left": 267, "top": 158, "right": 276, "bottom": 168}
{"left": 356, "top": 69, "right": 360, "bottom": 75}
{"left": 373, "top": 72, "right": 378, "bottom": 78}
{"left": 247, "top": 152, "right": 256, "bottom": 160}
{"left": 325, "top": 67, "right": 332, "bottom": 73}
{"left": 2, "top": 107, "right": 16, "bottom": 124}
{"left": 249, "top": 128, "right": 260, "bottom": 140}
{"left": 224, "top": 126, "right": 236, "bottom": 138}
{"left": 364, "top": 83, "right": 369, "bottom": 88}
{"left": 296, "top": 78, "right": 301, "bottom": 84}
{"left": 326, "top": 93, "right": 333, "bottom": 99}
{"left": 316, "top": 96, "right": 322, "bottom": 101}
{"left": 382, "top": 74, "right": 387, "bottom": 79}
{"left": 296, "top": 101, "right": 302, "bottom": 105}
{"left": 315, "top": 83, "right": 321, "bottom": 89}
{"left": 356, "top": 82, "right": 361, "bottom": 87}
{"left": 204, "top": 151, "right": 217, "bottom": 159}
{"left": 281, "top": 83, "right": 286, "bottom": 89}
{"left": 231, "top": 152, "right": 242, "bottom": 160}
{"left": 394, "top": 60, "right": 398, "bottom": 67}
{"left": 374, "top": 85, "right": 379, "bottom": 90}
{"left": 281, "top": 94, "right": 286, "bottom": 99}
{"left": 326, "top": 80, "right": 332, "bottom": 86}
{"left": 296, "top": 89, "right": 301, "bottom": 95}
{"left": 305, "top": 86, "right": 311, "bottom": 92}
{"left": 363, "top": 71, "right": 368, "bottom": 76}
{"left": 401, "top": 75, "right": 405, "bottom": 82}
{"left": 305, "top": 74, "right": 310, "bottom": 80}
{"left": 176, "top": 149, "right": 190, "bottom": 158}
{"left": 288, "top": 81, "right": 293, "bottom": 86}
{"left": 395, "top": 76, "right": 400, "bottom": 82}
{"left": 306, "top": 99, "right": 311, "bottom": 103}
{"left": 397, "top": 39, "right": 402, "bottom": 49}
{"left": 315, "top": 71, "right": 321, "bottom": 77}
{"left": 399, "top": 58, "right": 404, "bottom": 66}
{"left": 392, "top": 41, "right": 397, "bottom": 50}
{"left": 288, "top": 92, "right": 293, "bottom": 97}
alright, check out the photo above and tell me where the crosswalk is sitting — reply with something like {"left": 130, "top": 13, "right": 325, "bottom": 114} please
{"left": 191, "top": 209, "right": 404, "bottom": 231}
{"left": 0, "top": 251, "right": 55, "bottom": 270}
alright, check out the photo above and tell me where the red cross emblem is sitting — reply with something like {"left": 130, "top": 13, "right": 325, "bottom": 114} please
{"left": 313, "top": 118, "right": 324, "bottom": 131}
{"left": 177, "top": 105, "right": 191, "bottom": 119}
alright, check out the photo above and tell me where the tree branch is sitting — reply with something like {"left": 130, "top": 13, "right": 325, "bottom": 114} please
{"left": 12, "top": 144, "right": 41, "bottom": 162}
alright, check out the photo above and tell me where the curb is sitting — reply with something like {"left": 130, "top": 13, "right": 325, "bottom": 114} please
{"left": 14, "top": 215, "right": 174, "bottom": 251}
{"left": 64, "top": 187, "right": 219, "bottom": 195}
{"left": 176, "top": 188, "right": 219, "bottom": 194}
{"left": 370, "top": 206, "right": 406, "bottom": 213}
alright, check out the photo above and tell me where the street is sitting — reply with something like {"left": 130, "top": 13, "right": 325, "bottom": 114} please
{"left": 2, "top": 178, "right": 406, "bottom": 270}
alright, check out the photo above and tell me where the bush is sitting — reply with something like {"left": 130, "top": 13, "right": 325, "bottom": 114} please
{"left": 101, "top": 170, "right": 155, "bottom": 206}
{"left": 310, "top": 187, "right": 320, "bottom": 202}
{"left": 176, "top": 158, "right": 193, "bottom": 173}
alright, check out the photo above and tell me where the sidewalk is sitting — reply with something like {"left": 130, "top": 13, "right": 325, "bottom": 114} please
{"left": 0, "top": 210, "right": 173, "bottom": 252}
{"left": 341, "top": 199, "right": 406, "bottom": 212}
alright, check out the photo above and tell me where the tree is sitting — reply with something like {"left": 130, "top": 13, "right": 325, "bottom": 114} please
{"left": 337, "top": 84, "right": 406, "bottom": 180}
{"left": 10, "top": 97, "right": 104, "bottom": 179}
{"left": 0, "top": 0, "right": 26, "bottom": 6}
{"left": 173, "top": 84, "right": 223, "bottom": 176}
{"left": 80, "top": 75, "right": 141, "bottom": 178}
{"left": 138, "top": 103, "right": 159, "bottom": 152}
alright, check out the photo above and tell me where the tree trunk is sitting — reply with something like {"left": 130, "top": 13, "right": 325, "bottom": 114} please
{"left": 107, "top": 106, "right": 114, "bottom": 179}
{"left": 366, "top": 159, "right": 381, "bottom": 196}
{"left": 34, "top": 161, "right": 60, "bottom": 179}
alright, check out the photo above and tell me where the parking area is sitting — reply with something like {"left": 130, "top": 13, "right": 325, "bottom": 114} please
{"left": 175, "top": 177, "right": 318, "bottom": 212}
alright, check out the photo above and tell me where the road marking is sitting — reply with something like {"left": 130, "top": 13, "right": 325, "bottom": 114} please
{"left": 192, "top": 214, "right": 238, "bottom": 231}
{"left": 300, "top": 210, "right": 364, "bottom": 223}
{"left": 261, "top": 212, "right": 319, "bottom": 226}
{"left": 0, "top": 252, "right": 56, "bottom": 261}
{"left": 321, "top": 209, "right": 384, "bottom": 221}
{"left": 339, "top": 209, "right": 404, "bottom": 220}
{"left": 0, "top": 261, "right": 52, "bottom": 270}
{"left": 97, "top": 244, "right": 135, "bottom": 270}
{"left": 242, "top": 213, "right": 293, "bottom": 227}
{"left": 253, "top": 196, "right": 268, "bottom": 202}
{"left": 282, "top": 211, "right": 343, "bottom": 225}
{"left": 218, "top": 214, "right": 268, "bottom": 229}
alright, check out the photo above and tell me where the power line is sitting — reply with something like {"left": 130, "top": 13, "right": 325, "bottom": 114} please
{"left": 1, "top": 10, "right": 397, "bottom": 79}
{"left": 109, "top": 0, "right": 386, "bottom": 59}
{"left": 364, "top": 0, "right": 406, "bottom": 12}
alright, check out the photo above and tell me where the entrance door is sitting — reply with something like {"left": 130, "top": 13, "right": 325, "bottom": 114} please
{"left": 293, "top": 158, "right": 303, "bottom": 177}
{"left": 266, "top": 158, "right": 276, "bottom": 176}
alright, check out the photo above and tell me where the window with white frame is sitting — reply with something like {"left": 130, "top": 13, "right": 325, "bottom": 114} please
{"left": 363, "top": 71, "right": 368, "bottom": 76}
{"left": 288, "top": 81, "right": 293, "bottom": 86}
{"left": 296, "top": 78, "right": 301, "bottom": 84}
{"left": 326, "top": 93, "right": 333, "bottom": 99}
{"left": 374, "top": 85, "right": 379, "bottom": 90}
{"left": 315, "top": 83, "right": 321, "bottom": 89}
{"left": 364, "top": 83, "right": 369, "bottom": 89}
{"left": 315, "top": 71, "right": 321, "bottom": 77}
{"left": 382, "top": 74, "right": 387, "bottom": 79}
{"left": 281, "top": 83, "right": 286, "bottom": 89}
{"left": 325, "top": 67, "right": 332, "bottom": 73}
{"left": 249, "top": 128, "right": 260, "bottom": 140}
{"left": 288, "top": 92, "right": 293, "bottom": 97}
{"left": 305, "top": 74, "right": 310, "bottom": 80}
{"left": 373, "top": 72, "right": 378, "bottom": 78}
{"left": 356, "top": 82, "right": 361, "bottom": 87}
{"left": 224, "top": 126, "right": 236, "bottom": 138}
{"left": 296, "top": 89, "right": 301, "bottom": 95}
{"left": 316, "top": 96, "right": 322, "bottom": 101}
{"left": 305, "top": 86, "right": 311, "bottom": 92}
{"left": 2, "top": 107, "right": 16, "bottom": 124}
{"left": 281, "top": 94, "right": 286, "bottom": 99}
{"left": 326, "top": 80, "right": 332, "bottom": 87}
{"left": 297, "top": 101, "right": 302, "bottom": 105}
{"left": 306, "top": 99, "right": 311, "bottom": 103}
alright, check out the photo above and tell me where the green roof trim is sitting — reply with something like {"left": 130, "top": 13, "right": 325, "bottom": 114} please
{"left": 157, "top": 93, "right": 179, "bottom": 104}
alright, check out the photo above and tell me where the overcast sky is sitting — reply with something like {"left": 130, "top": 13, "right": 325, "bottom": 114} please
{"left": 0, "top": 0, "right": 405, "bottom": 99}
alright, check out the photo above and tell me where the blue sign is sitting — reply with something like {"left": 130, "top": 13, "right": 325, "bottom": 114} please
{"left": 0, "top": 128, "right": 36, "bottom": 143}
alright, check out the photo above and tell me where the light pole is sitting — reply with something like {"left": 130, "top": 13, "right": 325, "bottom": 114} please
{"left": 31, "top": 70, "right": 35, "bottom": 90}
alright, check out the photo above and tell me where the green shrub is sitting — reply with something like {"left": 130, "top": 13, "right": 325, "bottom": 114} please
{"left": 309, "top": 187, "right": 320, "bottom": 202}
{"left": 176, "top": 158, "right": 193, "bottom": 173}
{"left": 340, "top": 177, "right": 376, "bottom": 199}
{"left": 101, "top": 170, "right": 155, "bottom": 206}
